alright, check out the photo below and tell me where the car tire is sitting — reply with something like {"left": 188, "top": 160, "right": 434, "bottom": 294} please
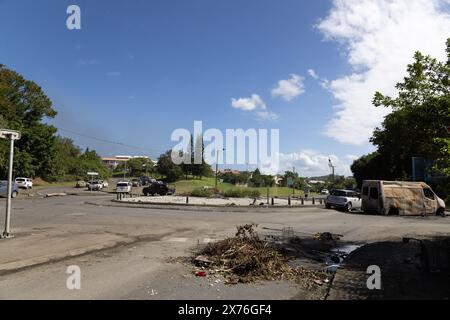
{"left": 437, "top": 208, "right": 445, "bottom": 217}
{"left": 345, "top": 202, "right": 352, "bottom": 212}
{"left": 325, "top": 204, "right": 331, "bottom": 209}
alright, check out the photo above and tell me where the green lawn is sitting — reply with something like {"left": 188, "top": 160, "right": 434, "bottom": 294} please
{"left": 33, "top": 181, "right": 78, "bottom": 189}
{"left": 174, "top": 177, "right": 313, "bottom": 197}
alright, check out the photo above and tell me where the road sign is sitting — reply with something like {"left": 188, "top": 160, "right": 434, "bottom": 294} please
{"left": 286, "top": 177, "right": 294, "bottom": 187}
{"left": 0, "top": 129, "right": 21, "bottom": 140}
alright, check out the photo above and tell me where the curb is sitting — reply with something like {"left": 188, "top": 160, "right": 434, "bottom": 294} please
{"left": 84, "top": 200, "right": 325, "bottom": 213}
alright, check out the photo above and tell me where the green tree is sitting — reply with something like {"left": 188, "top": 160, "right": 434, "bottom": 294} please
{"left": 191, "top": 135, "right": 213, "bottom": 179}
{"left": 156, "top": 151, "right": 184, "bottom": 183}
{"left": 0, "top": 64, "right": 57, "bottom": 179}
{"left": 352, "top": 39, "right": 450, "bottom": 192}
{"left": 126, "top": 157, "right": 154, "bottom": 177}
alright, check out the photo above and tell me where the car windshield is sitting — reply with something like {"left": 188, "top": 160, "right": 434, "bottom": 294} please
{"left": 16, "top": 179, "right": 25, "bottom": 182}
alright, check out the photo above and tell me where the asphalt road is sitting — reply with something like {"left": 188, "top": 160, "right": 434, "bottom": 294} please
{"left": 0, "top": 194, "right": 449, "bottom": 299}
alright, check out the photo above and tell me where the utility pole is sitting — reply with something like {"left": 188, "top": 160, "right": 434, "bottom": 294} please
{"left": 215, "top": 148, "right": 225, "bottom": 190}
{"left": 328, "top": 158, "right": 336, "bottom": 181}
{"left": 0, "top": 129, "right": 21, "bottom": 239}
{"left": 292, "top": 167, "right": 296, "bottom": 196}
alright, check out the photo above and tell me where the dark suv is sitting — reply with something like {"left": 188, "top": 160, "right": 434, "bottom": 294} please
{"left": 143, "top": 182, "right": 175, "bottom": 196}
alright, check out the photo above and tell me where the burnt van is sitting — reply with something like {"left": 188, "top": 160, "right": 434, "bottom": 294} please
{"left": 362, "top": 180, "right": 446, "bottom": 216}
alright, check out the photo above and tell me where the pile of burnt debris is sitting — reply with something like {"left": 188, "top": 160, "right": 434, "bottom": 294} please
{"left": 192, "top": 224, "right": 348, "bottom": 285}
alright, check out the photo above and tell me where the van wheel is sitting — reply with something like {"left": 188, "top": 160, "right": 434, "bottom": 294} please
{"left": 325, "top": 204, "right": 331, "bottom": 209}
{"left": 345, "top": 202, "right": 352, "bottom": 212}
{"left": 437, "top": 208, "right": 445, "bottom": 217}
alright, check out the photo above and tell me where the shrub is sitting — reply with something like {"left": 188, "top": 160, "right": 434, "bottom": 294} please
{"left": 190, "top": 188, "right": 213, "bottom": 198}
{"left": 222, "top": 188, "right": 260, "bottom": 198}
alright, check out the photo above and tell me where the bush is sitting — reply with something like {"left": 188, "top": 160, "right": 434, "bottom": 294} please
{"left": 190, "top": 188, "right": 213, "bottom": 198}
{"left": 222, "top": 188, "right": 260, "bottom": 198}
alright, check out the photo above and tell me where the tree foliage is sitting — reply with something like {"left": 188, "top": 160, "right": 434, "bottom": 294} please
{"left": 0, "top": 64, "right": 58, "bottom": 178}
{"left": 352, "top": 39, "right": 450, "bottom": 196}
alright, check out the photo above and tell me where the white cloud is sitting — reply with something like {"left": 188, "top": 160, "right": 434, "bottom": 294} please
{"left": 308, "top": 69, "right": 319, "bottom": 80}
{"left": 231, "top": 94, "right": 266, "bottom": 111}
{"left": 318, "top": 0, "right": 450, "bottom": 145}
{"left": 260, "top": 150, "right": 353, "bottom": 177}
{"left": 271, "top": 74, "right": 305, "bottom": 101}
{"left": 231, "top": 94, "right": 279, "bottom": 121}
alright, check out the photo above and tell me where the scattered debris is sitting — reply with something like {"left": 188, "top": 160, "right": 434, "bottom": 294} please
{"left": 314, "top": 232, "right": 343, "bottom": 241}
{"left": 193, "top": 224, "right": 331, "bottom": 286}
{"left": 195, "top": 271, "right": 207, "bottom": 277}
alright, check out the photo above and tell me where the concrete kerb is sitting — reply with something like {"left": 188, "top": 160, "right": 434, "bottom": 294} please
{"left": 83, "top": 199, "right": 325, "bottom": 213}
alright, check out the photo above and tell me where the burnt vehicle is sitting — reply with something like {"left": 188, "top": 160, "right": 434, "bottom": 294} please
{"left": 362, "top": 180, "right": 446, "bottom": 216}
{"left": 142, "top": 181, "right": 175, "bottom": 196}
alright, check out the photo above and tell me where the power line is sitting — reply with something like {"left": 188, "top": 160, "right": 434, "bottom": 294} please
{"left": 55, "top": 127, "right": 166, "bottom": 155}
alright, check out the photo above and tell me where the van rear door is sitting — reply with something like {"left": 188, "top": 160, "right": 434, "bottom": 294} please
{"left": 364, "top": 183, "right": 381, "bottom": 214}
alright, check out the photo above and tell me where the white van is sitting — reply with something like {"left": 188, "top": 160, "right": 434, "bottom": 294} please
{"left": 362, "top": 180, "right": 446, "bottom": 216}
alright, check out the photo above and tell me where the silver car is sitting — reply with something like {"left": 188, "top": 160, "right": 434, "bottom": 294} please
{"left": 0, "top": 181, "right": 19, "bottom": 198}
{"left": 325, "top": 189, "right": 362, "bottom": 212}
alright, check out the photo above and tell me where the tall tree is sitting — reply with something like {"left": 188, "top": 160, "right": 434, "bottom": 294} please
{"left": 156, "top": 150, "right": 184, "bottom": 183}
{"left": 352, "top": 39, "right": 450, "bottom": 189}
{"left": 0, "top": 64, "right": 57, "bottom": 178}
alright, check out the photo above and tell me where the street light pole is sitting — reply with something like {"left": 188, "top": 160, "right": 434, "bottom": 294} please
{"left": 292, "top": 167, "right": 296, "bottom": 196}
{"left": 3, "top": 136, "right": 15, "bottom": 238}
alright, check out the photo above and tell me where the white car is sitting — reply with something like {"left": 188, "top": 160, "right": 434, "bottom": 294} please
{"left": 325, "top": 189, "right": 362, "bottom": 212}
{"left": 99, "top": 180, "right": 109, "bottom": 188}
{"left": 321, "top": 189, "right": 330, "bottom": 195}
{"left": 116, "top": 181, "right": 132, "bottom": 194}
{"left": 15, "top": 177, "right": 33, "bottom": 189}
{"left": 88, "top": 180, "right": 103, "bottom": 191}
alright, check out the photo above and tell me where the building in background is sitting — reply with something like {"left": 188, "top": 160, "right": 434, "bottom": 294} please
{"left": 102, "top": 155, "right": 152, "bottom": 169}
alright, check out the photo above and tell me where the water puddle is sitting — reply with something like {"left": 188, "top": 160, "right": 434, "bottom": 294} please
{"left": 324, "top": 244, "right": 363, "bottom": 273}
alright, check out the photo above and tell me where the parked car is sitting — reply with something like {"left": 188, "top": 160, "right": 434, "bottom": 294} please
{"left": 0, "top": 181, "right": 19, "bottom": 198}
{"left": 143, "top": 182, "right": 175, "bottom": 196}
{"left": 15, "top": 177, "right": 33, "bottom": 189}
{"left": 76, "top": 181, "right": 87, "bottom": 188}
{"left": 116, "top": 181, "right": 132, "bottom": 194}
{"left": 325, "top": 189, "right": 362, "bottom": 212}
{"left": 131, "top": 179, "right": 141, "bottom": 187}
{"left": 88, "top": 180, "right": 103, "bottom": 191}
{"left": 139, "top": 176, "right": 156, "bottom": 186}
{"left": 362, "top": 180, "right": 446, "bottom": 216}
{"left": 99, "top": 180, "right": 109, "bottom": 188}
{"left": 321, "top": 189, "right": 330, "bottom": 195}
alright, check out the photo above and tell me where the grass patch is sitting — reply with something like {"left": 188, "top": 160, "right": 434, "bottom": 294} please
{"left": 190, "top": 188, "right": 214, "bottom": 198}
{"left": 175, "top": 178, "right": 316, "bottom": 197}
{"left": 222, "top": 188, "right": 260, "bottom": 198}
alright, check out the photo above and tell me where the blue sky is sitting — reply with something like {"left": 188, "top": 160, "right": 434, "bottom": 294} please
{"left": 1, "top": 0, "right": 449, "bottom": 176}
